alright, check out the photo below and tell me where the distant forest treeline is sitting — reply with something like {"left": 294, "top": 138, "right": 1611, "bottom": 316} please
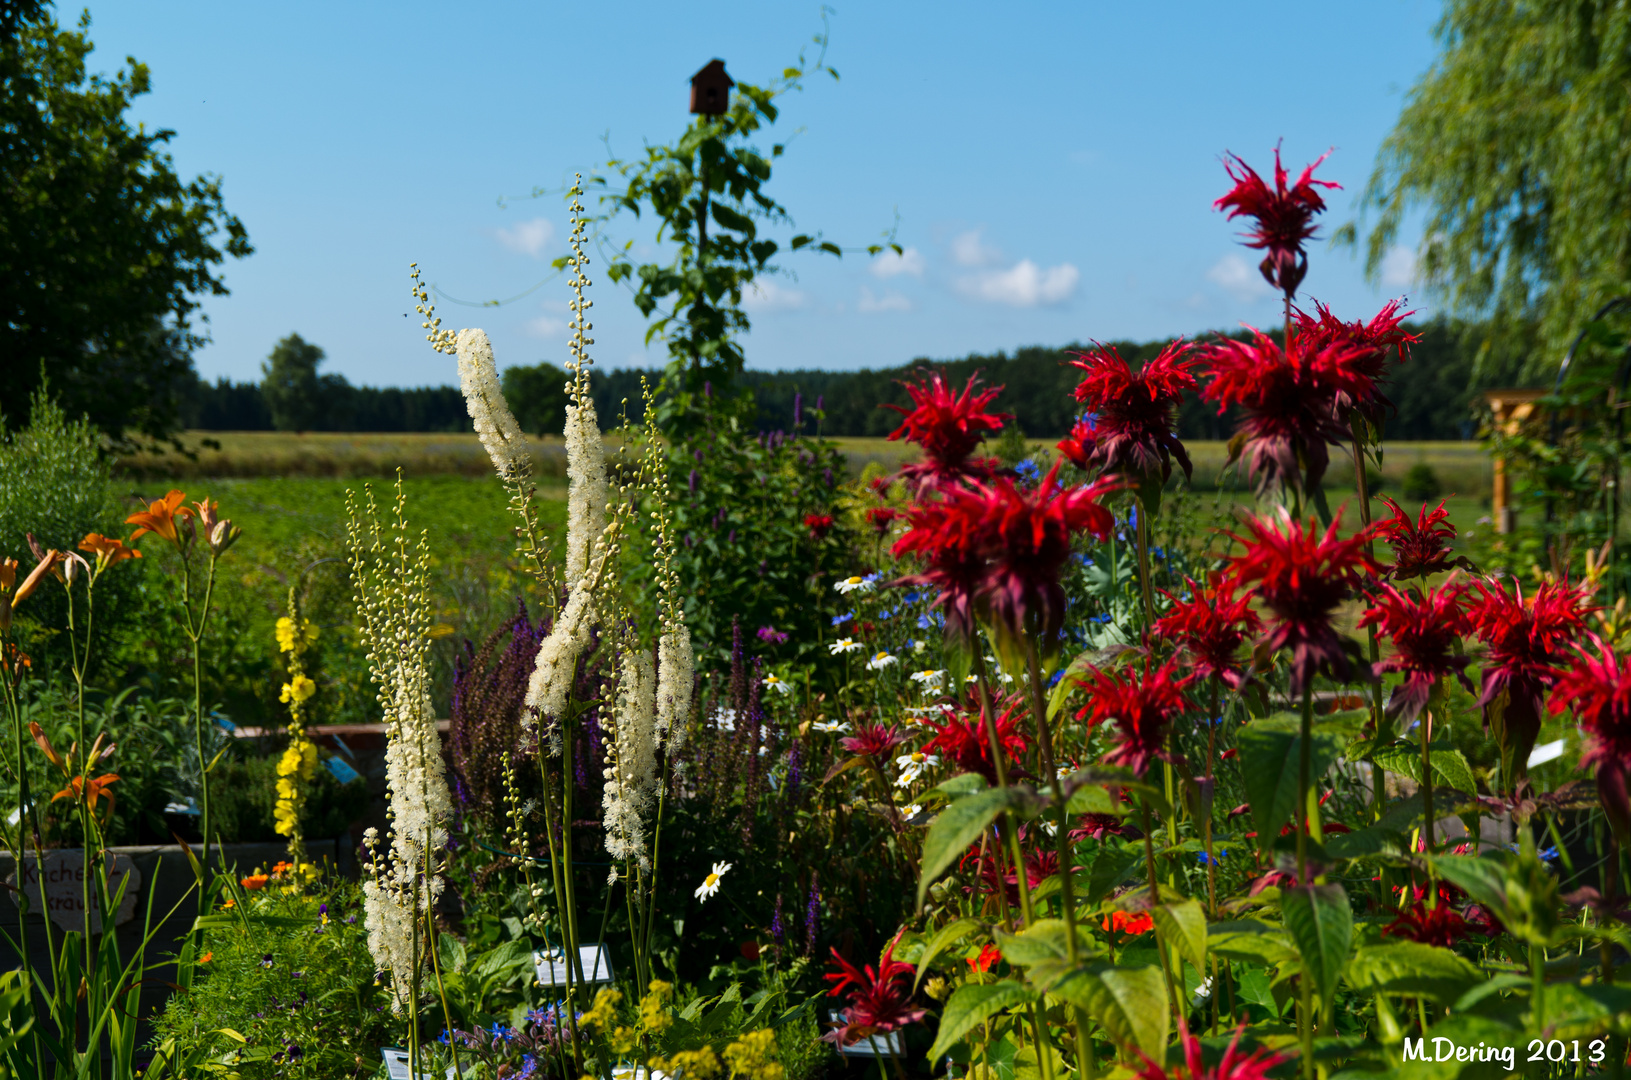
{"left": 182, "top": 320, "right": 1508, "bottom": 441}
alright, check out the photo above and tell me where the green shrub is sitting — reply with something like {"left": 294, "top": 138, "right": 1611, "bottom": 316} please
{"left": 149, "top": 878, "right": 392, "bottom": 1078}
{"left": 1401, "top": 461, "right": 1443, "bottom": 502}
{"left": 208, "top": 752, "right": 369, "bottom": 844}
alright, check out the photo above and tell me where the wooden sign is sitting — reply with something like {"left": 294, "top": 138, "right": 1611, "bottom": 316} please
{"left": 8, "top": 851, "right": 140, "bottom": 933}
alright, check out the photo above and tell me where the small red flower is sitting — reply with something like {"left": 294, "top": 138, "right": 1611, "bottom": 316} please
{"left": 1375, "top": 496, "right": 1460, "bottom": 580}
{"left": 1470, "top": 576, "right": 1594, "bottom": 779}
{"left": 839, "top": 723, "right": 909, "bottom": 760}
{"left": 1550, "top": 638, "right": 1631, "bottom": 838}
{"left": 967, "top": 944, "right": 1001, "bottom": 974}
{"left": 865, "top": 507, "right": 899, "bottom": 536}
{"left": 1153, "top": 573, "right": 1263, "bottom": 690}
{"left": 1101, "top": 909, "right": 1154, "bottom": 936}
{"left": 1383, "top": 884, "right": 1475, "bottom": 949}
{"left": 1137, "top": 1023, "right": 1290, "bottom": 1080}
{"left": 922, "top": 701, "right": 1031, "bottom": 786}
{"left": 1056, "top": 416, "right": 1098, "bottom": 470}
{"left": 1201, "top": 328, "right": 1377, "bottom": 497}
{"left": 1358, "top": 579, "right": 1474, "bottom": 723}
{"left": 823, "top": 936, "right": 926, "bottom": 1047}
{"left": 1214, "top": 143, "right": 1340, "bottom": 297}
{"left": 1226, "top": 511, "right": 1377, "bottom": 695}
{"left": 1068, "top": 340, "right": 1197, "bottom": 496}
{"left": 804, "top": 513, "right": 834, "bottom": 539}
{"left": 1076, "top": 657, "right": 1192, "bottom": 778}
{"left": 883, "top": 371, "right": 1009, "bottom": 493}
{"left": 1292, "top": 298, "right": 1420, "bottom": 427}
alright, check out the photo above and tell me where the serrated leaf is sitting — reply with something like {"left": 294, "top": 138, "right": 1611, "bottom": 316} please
{"left": 1281, "top": 884, "right": 1352, "bottom": 1016}
{"left": 994, "top": 919, "right": 1096, "bottom": 967}
{"left": 1208, "top": 920, "right": 1293, "bottom": 966}
{"left": 1049, "top": 963, "right": 1170, "bottom": 1059}
{"left": 915, "top": 918, "right": 980, "bottom": 991}
{"left": 1237, "top": 714, "right": 1343, "bottom": 853}
{"left": 926, "top": 980, "right": 1036, "bottom": 1061}
{"left": 1346, "top": 941, "right": 1481, "bottom": 1004}
{"left": 1082, "top": 841, "right": 1142, "bottom": 906}
{"left": 1153, "top": 899, "right": 1207, "bottom": 974}
{"left": 917, "top": 786, "right": 1030, "bottom": 908}
{"left": 1373, "top": 743, "right": 1479, "bottom": 795}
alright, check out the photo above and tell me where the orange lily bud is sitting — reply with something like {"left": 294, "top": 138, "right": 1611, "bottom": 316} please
{"left": 28, "top": 722, "right": 65, "bottom": 771}
{"left": 12, "top": 551, "right": 61, "bottom": 609}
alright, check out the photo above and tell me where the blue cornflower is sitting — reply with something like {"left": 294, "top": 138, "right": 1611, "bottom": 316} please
{"left": 438, "top": 1029, "right": 451, "bottom": 1046}
{"left": 877, "top": 607, "right": 895, "bottom": 621}
{"left": 832, "top": 611, "right": 854, "bottom": 627}
{"left": 1539, "top": 846, "right": 1560, "bottom": 863}
{"left": 903, "top": 590, "right": 922, "bottom": 605}
{"left": 1197, "top": 849, "right": 1230, "bottom": 866}
{"left": 917, "top": 613, "right": 933, "bottom": 630}
{"left": 1047, "top": 670, "right": 1066, "bottom": 688}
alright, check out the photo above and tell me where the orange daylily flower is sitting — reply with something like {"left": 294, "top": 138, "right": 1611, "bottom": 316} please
{"left": 27, "top": 721, "right": 65, "bottom": 771}
{"left": 241, "top": 874, "right": 269, "bottom": 891}
{"left": 51, "top": 773, "right": 119, "bottom": 816}
{"left": 78, "top": 533, "right": 143, "bottom": 569}
{"left": 126, "top": 490, "right": 193, "bottom": 546}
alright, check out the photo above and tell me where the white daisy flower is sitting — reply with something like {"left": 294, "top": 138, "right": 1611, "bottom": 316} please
{"left": 694, "top": 861, "right": 732, "bottom": 902}
{"left": 829, "top": 638, "right": 862, "bottom": 655}
{"left": 866, "top": 651, "right": 897, "bottom": 672}
{"left": 909, "top": 669, "right": 945, "bottom": 689}
{"left": 894, "top": 750, "right": 940, "bottom": 786}
{"left": 762, "top": 673, "right": 792, "bottom": 695}
{"left": 834, "top": 575, "right": 874, "bottom": 595}
{"left": 1041, "top": 820, "right": 1058, "bottom": 836}
{"left": 813, "top": 720, "right": 852, "bottom": 734}
{"left": 965, "top": 674, "right": 979, "bottom": 684}
{"left": 1056, "top": 764, "right": 1073, "bottom": 780}
{"left": 901, "top": 803, "right": 925, "bottom": 820}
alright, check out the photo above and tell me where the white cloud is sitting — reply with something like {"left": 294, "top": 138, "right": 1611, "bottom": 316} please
{"left": 869, "top": 246, "right": 925, "bottom": 278}
{"left": 525, "top": 316, "right": 565, "bottom": 338}
{"left": 1380, "top": 245, "right": 1418, "bottom": 289}
{"left": 955, "top": 260, "right": 1080, "bottom": 307}
{"left": 494, "top": 218, "right": 555, "bottom": 258}
{"left": 741, "top": 279, "right": 807, "bottom": 312}
{"left": 1205, "top": 253, "right": 1275, "bottom": 303}
{"left": 951, "top": 229, "right": 1003, "bottom": 268}
{"left": 858, "top": 286, "right": 912, "bottom": 313}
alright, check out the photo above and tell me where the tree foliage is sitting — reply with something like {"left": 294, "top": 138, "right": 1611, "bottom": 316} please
{"left": 1343, "top": 0, "right": 1631, "bottom": 379}
{"left": 259, "top": 334, "right": 329, "bottom": 432}
{"left": 0, "top": 6, "right": 251, "bottom": 443}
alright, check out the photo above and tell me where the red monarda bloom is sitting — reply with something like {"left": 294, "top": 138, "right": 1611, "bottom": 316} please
{"left": 1227, "top": 511, "right": 1378, "bottom": 695}
{"left": 865, "top": 507, "right": 899, "bottom": 536}
{"left": 1137, "top": 1024, "right": 1290, "bottom": 1080}
{"left": 883, "top": 371, "right": 1008, "bottom": 492}
{"left": 1153, "top": 573, "right": 1263, "bottom": 690}
{"left": 1292, "top": 299, "right": 1420, "bottom": 428}
{"left": 822, "top": 937, "right": 926, "bottom": 1047}
{"left": 838, "top": 723, "right": 909, "bottom": 761}
{"left": 804, "top": 513, "right": 834, "bottom": 539}
{"left": 1550, "top": 639, "right": 1631, "bottom": 839}
{"left": 922, "top": 702, "right": 1031, "bottom": 786}
{"left": 1201, "top": 328, "right": 1378, "bottom": 497}
{"left": 1383, "top": 884, "right": 1475, "bottom": 949}
{"left": 1358, "top": 579, "right": 1474, "bottom": 722}
{"left": 1214, "top": 144, "right": 1339, "bottom": 297}
{"left": 1076, "top": 657, "right": 1192, "bottom": 778}
{"left": 1056, "top": 416, "right": 1098, "bottom": 470}
{"left": 1376, "top": 496, "right": 1462, "bottom": 580}
{"left": 894, "top": 465, "right": 1118, "bottom": 653}
{"left": 1468, "top": 576, "right": 1594, "bottom": 776}
{"left": 1068, "top": 340, "right": 1197, "bottom": 496}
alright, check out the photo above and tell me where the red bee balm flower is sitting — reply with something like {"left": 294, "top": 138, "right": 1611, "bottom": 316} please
{"left": 1227, "top": 511, "right": 1377, "bottom": 695}
{"left": 1358, "top": 580, "right": 1474, "bottom": 722}
{"left": 1383, "top": 884, "right": 1475, "bottom": 949}
{"left": 1055, "top": 416, "right": 1099, "bottom": 470}
{"left": 838, "top": 723, "right": 909, "bottom": 761}
{"left": 822, "top": 937, "right": 926, "bottom": 1047}
{"left": 1468, "top": 576, "right": 1594, "bottom": 781}
{"left": 1292, "top": 299, "right": 1420, "bottom": 428}
{"left": 1068, "top": 340, "right": 1197, "bottom": 502}
{"left": 1201, "top": 327, "right": 1378, "bottom": 497}
{"left": 1153, "top": 574, "right": 1263, "bottom": 690}
{"left": 1137, "top": 1024, "right": 1290, "bottom": 1080}
{"left": 922, "top": 701, "right": 1031, "bottom": 786}
{"left": 883, "top": 372, "right": 1009, "bottom": 492}
{"left": 804, "top": 514, "right": 834, "bottom": 539}
{"left": 1550, "top": 639, "right": 1631, "bottom": 839}
{"left": 1214, "top": 144, "right": 1339, "bottom": 297}
{"left": 1375, "top": 496, "right": 1462, "bottom": 580}
{"left": 1076, "top": 657, "right": 1192, "bottom": 778}
{"left": 865, "top": 507, "right": 899, "bottom": 536}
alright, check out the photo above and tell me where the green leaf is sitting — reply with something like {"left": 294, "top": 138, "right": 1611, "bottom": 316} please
{"left": 1281, "top": 884, "right": 1353, "bottom": 1014}
{"left": 1373, "top": 743, "right": 1479, "bottom": 795}
{"left": 993, "top": 919, "right": 1096, "bottom": 967}
{"left": 915, "top": 918, "right": 980, "bottom": 991}
{"left": 1208, "top": 920, "right": 1294, "bottom": 966}
{"left": 1081, "top": 841, "right": 1142, "bottom": 906}
{"left": 1153, "top": 899, "right": 1207, "bottom": 974}
{"left": 1346, "top": 941, "right": 1482, "bottom": 1004}
{"left": 1236, "top": 713, "right": 1343, "bottom": 853}
{"left": 926, "top": 980, "right": 1036, "bottom": 1061}
{"left": 1050, "top": 963, "right": 1170, "bottom": 1059}
{"left": 917, "top": 786, "right": 1029, "bottom": 908}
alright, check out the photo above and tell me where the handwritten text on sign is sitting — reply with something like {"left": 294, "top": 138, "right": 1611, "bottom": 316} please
{"left": 7, "top": 851, "right": 140, "bottom": 933}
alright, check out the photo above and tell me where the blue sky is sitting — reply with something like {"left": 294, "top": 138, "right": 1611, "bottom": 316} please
{"left": 85, "top": 1, "right": 1443, "bottom": 388}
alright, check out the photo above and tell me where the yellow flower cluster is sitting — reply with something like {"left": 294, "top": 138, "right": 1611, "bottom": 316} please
{"left": 279, "top": 674, "right": 316, "bottom": 704}
{"left": 273, "top": 736, "right": 318, "bottom": 837}
{"left": 580, "top": 984, "right": 782, "bottom": 1080}
{"left": 721, "top": 1030, "right": 783, "bottom": 1080}
{"left": 275, "top": 615, "right": 318, "bottom": 654}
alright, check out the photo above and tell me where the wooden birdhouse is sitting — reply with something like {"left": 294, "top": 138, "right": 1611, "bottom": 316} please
{"left": 689, "top": 59, "right": 733, "bottom": 116}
